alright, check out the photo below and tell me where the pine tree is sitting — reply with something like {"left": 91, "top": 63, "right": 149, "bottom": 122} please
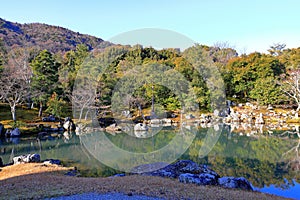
{"left": 31, "top": 50, "right": 60, "bottom": 117}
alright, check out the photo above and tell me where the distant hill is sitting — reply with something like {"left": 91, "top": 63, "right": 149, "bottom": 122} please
{"left": 0, "top": 18, "right": 111, "bottom": 53}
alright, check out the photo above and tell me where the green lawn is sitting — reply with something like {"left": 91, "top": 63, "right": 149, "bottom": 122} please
{"left": 0, "top": 103, "right": 41, "bottom": 132}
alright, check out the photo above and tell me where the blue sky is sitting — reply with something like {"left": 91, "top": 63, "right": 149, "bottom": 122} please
{"left": 1, "top": 0, "right": 300, "bottom": 53}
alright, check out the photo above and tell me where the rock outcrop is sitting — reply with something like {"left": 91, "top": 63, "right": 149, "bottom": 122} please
{"left": 13, "top": 154, "right": 40, "bottom": 164}
{"left": 131, "top": 160, "right": 253, "bottom": 191}
{"left": 218, "top": 176, "right": 253, "bottom": 191}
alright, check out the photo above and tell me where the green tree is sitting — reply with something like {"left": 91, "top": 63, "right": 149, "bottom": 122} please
{"left": 278, "top": 47, "right": 300, "bottom": 70}
{"left": 183, "top": 44, "right": 225, "bottom": 110}
{"left": 225, "top": 52, "right": 285, "bottom": 104}
{"left": 31, "top": 50, "right": 60, "bottom": 117}
{"left": 60, "top": 44, "right": 89, "bottom": 98}
{"left": 250, "top": 77, "right": 284, "bottom": 105}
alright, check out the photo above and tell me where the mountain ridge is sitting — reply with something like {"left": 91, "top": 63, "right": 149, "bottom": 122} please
{"left": 0, "top": 17, "right": 111, "bottom": 53}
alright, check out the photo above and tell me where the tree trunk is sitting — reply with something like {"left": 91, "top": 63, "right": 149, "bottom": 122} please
{"left": 38, "top": 102, "right": 43, "bottom": 117}
{"left": 27, "top": 95, "right": 32, "bottom": 109}
{"left": 296, "top": 102, "right": 300, "bottom": 112}
{"left": 137, "top": 104, "right": 145, "bottom": 121}
{"left": 79, "top": 107, "right": 84, "bottom": 122}
{"left": 84, "top": 109, "right": 90, "bottom": 120}
{"left": 11, "top": 104, "right": 17, "bottom": 122}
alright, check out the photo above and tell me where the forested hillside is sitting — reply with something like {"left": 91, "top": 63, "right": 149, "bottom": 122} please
{"left": 0, "top": 18, "right": 111, "bottom": 52}
{"left": 1, "top": 18, "right": 300, "bottom": 123}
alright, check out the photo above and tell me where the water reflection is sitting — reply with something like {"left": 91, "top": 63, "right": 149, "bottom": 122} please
{"left": 0, "top": 123, "right": 299, "bottom": 198}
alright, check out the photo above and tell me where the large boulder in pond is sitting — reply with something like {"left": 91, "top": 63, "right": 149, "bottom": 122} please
{"left": 13, "top": 154, "right": 40, "bottom": 164}
{"left": 11, "top": 128, "right": 21, "bottom": 137}
{"left": 5, "top": 128, "right": 21, "bottom": 137}
{"left": 42, "top": 115, "right": 56, "bottom": 122}
{"left": 63, "top": 117, "right": 76, "bottom": 131}
{"left": 218, "top": 176, "right": 253, "bottom": 191}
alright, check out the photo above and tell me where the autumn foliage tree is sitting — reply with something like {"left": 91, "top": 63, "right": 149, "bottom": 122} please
{"left": 45, "top": 92, "right": 68, "bottom": 118}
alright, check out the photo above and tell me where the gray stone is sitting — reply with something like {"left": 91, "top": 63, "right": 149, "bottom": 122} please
{"left": 113, "top": 173, "right": 126, "bottom": 177}
{"left": 42, "top": 115, "right": 56, "bottom": 122}
{"left": 150, "top": 119, "right": 161, "bottom": 124}
{"left": 213, "top": 109, "right": 220, "bottom": 117}
{"left": 121, "top": 110, "right": 132, "bottom": 118}
{"left": 134, "top": 123, "right": 148, "bottom": 131}
{"left": 179, "top": 173, "right": 201, "bottom": 185}
{"left": 161, "top": 118, "right": 172, "bottom": 124}
{"left": 245, "top": 102, "right": 252, "bottom": 107}
{"left": 64, "top": 169, "right": 80, "bottom": 176}
{"left": 198, "top": 173, "right": 218, "bottom": 185}
{"left": 10, "top": 128, "right": 21, "bottom": 137}
{"left": 179, "top": 173, "right": 218, "bottom": 186}
{"left": 43, "top": 159, "right": 61, "bottom": 165}
{"left": 130, "top": 160, "right": 254, "bottom": 191}
{"left": 13, "top": 154, "right": 40, "bottom": 164}
{"left": 135, "top": 160, "right": 219, "bottom": 180}
{"left": 255, "top": 113, "right": 264, "bottom": 124}
{"left": 63, "top": 117, "right": 76, "bottom": 131}
{"left": 185, "top": 114, "right": 195, "bottom": 119}
{"left": 218, "top": 176, "right": 253, "bottom": 191}
{"left": 28, "top": 154, "right": 40, "bottom": 162}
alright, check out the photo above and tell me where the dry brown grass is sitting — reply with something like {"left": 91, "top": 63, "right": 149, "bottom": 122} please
{"left": 0, "top": 163, "right": 290, "bottom": 200}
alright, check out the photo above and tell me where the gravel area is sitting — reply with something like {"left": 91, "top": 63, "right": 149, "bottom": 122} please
{"left": 46, "top": 192, "right": 164, "bottom": 200}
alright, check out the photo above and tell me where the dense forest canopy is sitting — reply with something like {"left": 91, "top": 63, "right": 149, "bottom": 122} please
{"left": 1, "top": 18, "right": 300, "bottom": 121}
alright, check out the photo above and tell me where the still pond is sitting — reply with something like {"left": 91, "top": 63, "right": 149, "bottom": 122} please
{"left": 1, "top": 123, "right": 300, "bottom": 199}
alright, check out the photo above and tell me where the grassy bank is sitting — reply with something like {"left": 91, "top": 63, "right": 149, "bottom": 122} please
{"left": 0, "top": 163, "right": 289, "bottom": 200}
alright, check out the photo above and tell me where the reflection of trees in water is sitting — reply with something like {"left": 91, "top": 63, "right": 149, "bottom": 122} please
{"left": 185, "top": 127, "right": 300, "bottom": 189}
{"left": 1, "top": 126, "right": 300, "bottom": 187}
{"left": 281, "top": 126, "right": 300, "bottom": 172}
